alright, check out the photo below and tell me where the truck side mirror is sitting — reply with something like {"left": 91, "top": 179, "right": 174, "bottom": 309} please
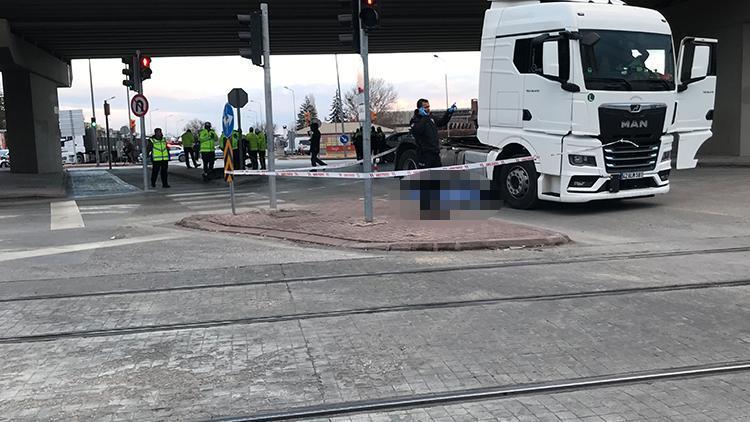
{"left": 580, "top": 32, "right": 600, "bottom": 47}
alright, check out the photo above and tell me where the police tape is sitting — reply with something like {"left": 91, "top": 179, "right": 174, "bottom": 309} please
{"left": 229, "top": 155, "right": 537, "bottom": 179}
{"left": 270, "top": 146, "right": 399, "bottom": 172}
{"left": 551, "top": 139, "right": 639, "bottom": 156}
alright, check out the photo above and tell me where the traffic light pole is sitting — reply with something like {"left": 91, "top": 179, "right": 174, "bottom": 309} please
{"left": 360, "top": 22, "right": 374, "bottom": 222}
{"left": 135, "top": 52, "right": 149, "bottom": 192}
{"left": 261, "top": 3, "right": 277, "bottom": 210}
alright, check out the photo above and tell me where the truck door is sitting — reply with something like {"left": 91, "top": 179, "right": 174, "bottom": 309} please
{"left": 672, "top": 37, "right": 718, "bottom": 169}
{"left": 521, "top": 37, "right": 574, "bottom": 135}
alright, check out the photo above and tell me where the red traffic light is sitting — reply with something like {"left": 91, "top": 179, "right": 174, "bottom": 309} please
{"left": 140, "top": 56, "right": 151, "bottom": 68}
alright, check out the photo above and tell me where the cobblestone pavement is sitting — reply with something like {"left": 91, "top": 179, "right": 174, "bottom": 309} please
{"left": 1, "top": 285, "right": 749, "bottom": 420}
{"left": 319, "top": 372, "right": 750, "bottom": 421}
{"left": 2, "top": 168, "right": 750, "bottom": 421}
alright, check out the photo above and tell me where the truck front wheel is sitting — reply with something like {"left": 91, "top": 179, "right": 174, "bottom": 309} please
{"left": 395, "top": 148, "right": 418, "bottom": 171}
{"left": 499, "top": 158, "right": 539, "bottom": 209}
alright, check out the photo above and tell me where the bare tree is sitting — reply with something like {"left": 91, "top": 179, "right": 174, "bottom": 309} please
{"left": 183, "top": 118, "right": 204, "bottom": 133}
{"left": 343, "top": 78, "right": 398, "bottom": 122}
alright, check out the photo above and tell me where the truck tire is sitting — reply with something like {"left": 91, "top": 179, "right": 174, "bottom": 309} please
{"left": 396, "top": 148, "right": 418, "bottom": 171}
{"left": 499, "top": 156, "right": 540, "bottom": 209}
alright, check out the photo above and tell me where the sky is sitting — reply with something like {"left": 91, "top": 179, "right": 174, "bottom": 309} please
{"left": 56, "top": 52, "right": 481, "bottom": 137}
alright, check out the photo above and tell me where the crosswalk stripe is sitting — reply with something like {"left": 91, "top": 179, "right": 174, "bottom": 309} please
{"left": 78, "top": 205, "right": 140, "bottom": 211}
{"left": 184, "top": 199, "right": 284, "bottom": 210}
{"left": 167, "top": 190, "right": 260, "bottom": 198}
{"left": 80, "top": 210, "right": 134, "bottom": 215}
{"left": 50, "top": 200, "right": 85, "bottom": 231}
{"left": 177, "top": 194, "right": 264, "bottom": 205}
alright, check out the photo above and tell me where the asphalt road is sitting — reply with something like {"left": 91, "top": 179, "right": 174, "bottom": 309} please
{"left": 0, "top": 164, "right": 749, "bottom": 421}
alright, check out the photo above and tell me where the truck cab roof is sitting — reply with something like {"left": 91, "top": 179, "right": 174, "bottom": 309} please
{"left": 488, "top": 0, "right": 670, "bottom": 36}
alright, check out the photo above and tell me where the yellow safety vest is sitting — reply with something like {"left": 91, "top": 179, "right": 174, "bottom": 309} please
{"left": 150, "top": 138, "right": 169, "bottom": 161}
{"left": 199, "top": 129, "right": 218, "bottom": 152}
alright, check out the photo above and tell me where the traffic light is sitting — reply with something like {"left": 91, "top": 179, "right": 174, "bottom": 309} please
{"left": 360, "top": 0, "right": 380, "bottom": 32}
{"left": 139, "top": 55, "right": 152, "bottom": 82}
{"left": 91, "top": 117, "right": 97, "bottom": 128}
{"left": 338, "top": 0, "right": 360, "bottom": 53}
{"left": 122, "top": 57, "right": 136, "bottom": 90}
{"left": 129, "top": 119, "right": 136, "bottom": 134}
{"left": 238, "top": 12, "right": 264, "bottom": 67}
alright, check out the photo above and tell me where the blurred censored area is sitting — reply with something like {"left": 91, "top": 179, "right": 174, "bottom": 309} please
{"left": 398, "top": 170, "right": 501, "bottom": 220}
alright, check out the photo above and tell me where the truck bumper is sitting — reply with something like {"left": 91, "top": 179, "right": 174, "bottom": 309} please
{"left": 538, "top": 135, "right": 673, "bottom": 203}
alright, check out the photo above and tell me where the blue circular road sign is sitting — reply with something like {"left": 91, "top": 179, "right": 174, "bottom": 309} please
{"left": 221, "top": 103, "right": 234, "bottom": 138}
{"left": 340, "top": 134, "right": 350, "bottom": 145}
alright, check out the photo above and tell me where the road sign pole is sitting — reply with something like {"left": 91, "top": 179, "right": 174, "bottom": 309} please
{"left": 236, "top": 108, "right": 244, "bottom": 170}
{"left": 135, "top": 52, "right": 149, "bottom": 191}
{"left": 360, "top": 14, "right": 374, "bottom": 223}
{"left": 261, "top": 3, "right": 277, "bottom": 210}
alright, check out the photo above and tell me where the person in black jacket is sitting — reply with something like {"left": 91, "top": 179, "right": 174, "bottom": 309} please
{"left": 409, "top": 98, "right": 457, "bottom": 169}
{"left": 309, "top": 121, "right": 326, "bottom": 168}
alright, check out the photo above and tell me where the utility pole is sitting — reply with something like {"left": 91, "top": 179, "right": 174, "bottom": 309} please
{"left": 360, "top": 5, "right": 374, "bottom": 222}
{"left": 104, "top": 97, "right": 114, "bottom": 170}
{"left": 88, "top": 58, "right": 100, "bottom": 167}
{"left": 135, "top": 51, "right": 149, "bottom": 191}
{"left": 261, "top": 3, "right": 277, "bottom": 209}
{"left": 126, "top": 87, "right": 133, "bottom": 135}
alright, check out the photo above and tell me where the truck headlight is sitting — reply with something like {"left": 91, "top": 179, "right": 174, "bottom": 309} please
{"left": 661, "top": 150, "right": 671, "bottom": 162}
{"left": 569, "top": 154, "right": 597, "bottom": 167}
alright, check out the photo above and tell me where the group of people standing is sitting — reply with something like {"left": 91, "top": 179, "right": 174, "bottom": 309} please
{"left": 352, "top": 126, "right": 387, "bottom": 161}
{"left": 178, "top": 123, "right": 268, "bottom": 174}
{"left": 146, "top": 122, "right": 269, "bottom": 188}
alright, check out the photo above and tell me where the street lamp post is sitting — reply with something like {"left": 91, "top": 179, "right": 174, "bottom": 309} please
{"left": 283, "top": 86, "right": 296, "bottom": 152}
{"left": 249, "top": 99, "right": 264, "bottom": 125}
{"left": 165, "top": 114, "right": 174, "bottom": 138}
{"left": 433, "top": 54, "right": 451, "bottom": 137}
{"left": 104, "top": 95, "right": 115, "bottom": 170}
{"left": 149, "top": 108, "right": 160, "bottom": 135}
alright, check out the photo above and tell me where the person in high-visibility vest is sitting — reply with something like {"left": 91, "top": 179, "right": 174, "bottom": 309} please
{"left": 222, "top": 129, "right": 243, "bottom": 170}
{"left": 245, "top": 127, "right": 260, "bottom": 170}
{"left": 256, "top": 128, "right": 268, "bottom": 170}
{"left": 147, "top": 128, "right": 170, "bottom": 188}
{"left": 181, "top": 129, "right": 199, "bottom": 169}
{"left": 199, "top": 122, "right": 219, "bottom": 180}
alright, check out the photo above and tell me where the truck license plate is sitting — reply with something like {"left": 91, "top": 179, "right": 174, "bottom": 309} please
{"left": 620, "top": 172, "right": 643, "bottom": 180}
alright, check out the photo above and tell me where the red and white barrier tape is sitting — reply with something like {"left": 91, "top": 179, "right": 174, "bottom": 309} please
{"left": 229, "top": 155, "right": 537, "bottom": 179}
{"left": 270, "top": 146, "right": 398, "bottom": 172}
{"left": 551, "top": 139, "right": 639, "bottom": 156}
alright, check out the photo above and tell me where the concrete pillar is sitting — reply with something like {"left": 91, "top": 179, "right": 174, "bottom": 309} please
{"left": 741, "top": 24, "right": 750, "bottom": 157}
{"left": 2, "top": 71, "right": 63, "bottom": 173}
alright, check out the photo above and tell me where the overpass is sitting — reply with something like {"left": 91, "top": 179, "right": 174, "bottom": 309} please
{"left": 0, "top": 0, "right": 748, "bottom": 174}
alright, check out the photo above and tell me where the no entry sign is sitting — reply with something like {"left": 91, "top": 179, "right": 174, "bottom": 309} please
{"left": 130, "top": 94, "right": 149, "bottom": 117}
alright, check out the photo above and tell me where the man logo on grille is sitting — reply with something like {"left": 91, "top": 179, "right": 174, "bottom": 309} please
{"left": 621, "top": 120, "right": 648, "bottom": 129}
{"left": 630, "top": 104, "right": 641, "bottom": 113}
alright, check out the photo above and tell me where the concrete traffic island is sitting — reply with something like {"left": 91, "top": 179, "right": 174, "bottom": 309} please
{"left": 178, "top": 199, "right": 569, "bottom": 251}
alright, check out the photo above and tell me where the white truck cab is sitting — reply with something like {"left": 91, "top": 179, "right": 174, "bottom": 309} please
{"left": 473, "top": 0, "right": 717, "bottom": 208}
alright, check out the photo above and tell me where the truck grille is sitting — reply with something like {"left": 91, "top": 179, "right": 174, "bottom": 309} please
{"left": 598, "top": 104, "right": 667, "bottom": 174}
{"left": 603, "top": 136, "right": 660, "bottom": 173}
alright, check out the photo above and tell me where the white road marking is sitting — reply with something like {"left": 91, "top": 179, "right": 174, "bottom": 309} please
{"left": 185, "top": 199, "right": 285, "bottom": 211}
{"left": 167, "top": 190, "right": 260, "bottom": 198}
{"left": 50, "top": 200, "right": 85, "bottom": 231}
{"left": 0, "top": 215, "right": 21, "bottom": 219}
{"left": 0, "top": 233, "right": 185, "bottom": 263}
{"left": 80, "top": 210, "right": 134, "bottom": 215}
{"left": 78, "top": 205, "right": 139, "bottom": 210}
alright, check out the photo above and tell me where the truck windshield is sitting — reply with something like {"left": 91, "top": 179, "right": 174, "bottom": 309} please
{"left": 580, "top": 30, "right": 675, "bottom": 91}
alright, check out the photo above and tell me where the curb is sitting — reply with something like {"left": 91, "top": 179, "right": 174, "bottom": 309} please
{"left": 177, "top": 215, "right": 570, "bottom": 251}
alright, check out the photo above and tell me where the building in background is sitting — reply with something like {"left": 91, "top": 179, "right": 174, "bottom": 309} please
{"left": 296, "top": 122, "right": 394, "bottom": 159}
